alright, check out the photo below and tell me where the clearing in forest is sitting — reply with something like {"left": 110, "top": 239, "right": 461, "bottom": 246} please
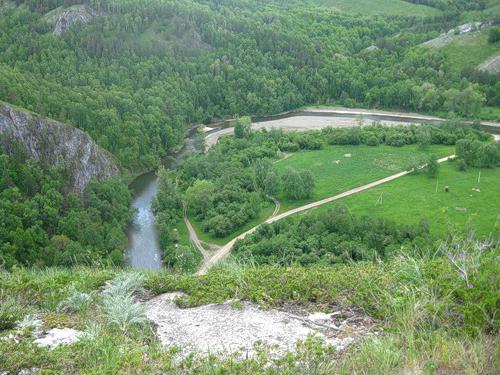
{"left": 315, "top": 0, "right": 440, "bottom": 16}
{"left": 190, "top": 144, "right": 454, "bottom": 245}
{"left": 315, "top": 162, "right": 500, "bottom": 237}
{"left": 274, "top": 144, "right": 455, "bottom": 212}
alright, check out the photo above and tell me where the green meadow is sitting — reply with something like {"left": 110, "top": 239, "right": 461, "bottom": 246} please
{"left": 314, "top": 161, "right": 500, "bottom": 237}
{"left": 274, "top": 144, "right": 455, "bottom": 212}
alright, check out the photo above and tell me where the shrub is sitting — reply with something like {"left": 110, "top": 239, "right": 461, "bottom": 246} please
{"left": 102, "top": 273, "right": 144, "bottom": 299}
{"left": 102, "top": 293, "right": 146, "bottom": 331}
{"left": 0, "top": 297, "right": 24, "bottom": 331}
{"left": 164, "top": 245, "right": 202, "bottom": 273}
{"left": 457, "top": 158, "right": 467, "bottom": 171}
{"left": 386, "top": 132, "right": 406, "bottom": 147}
{"left": 15, "top": 314, "right": 43, "bottom": 336}
{"left": 328, "top": 128, "right": 361, "bottom": 145}
{"left": 101, "top": 273, "right": 146, "bottom": 331}
{"left": 427, "top": 155, "right": 439, "bottom": 177}
{"left": 279, "top": 142, "right": 300, "bottom": 152}
{"left": 282, "top": 167, "right": 315, "bottom": 200}
{"left": 57, "top": 285, "right": 93, "bottom": 313}
{"left": 365, "top": 134, "right": 380, "bottom": 146}
{"left": 488, "top": 27, "right": 500, "bottom": 44}
{"left": 478, "top": 143, "right": 499, "bottom": 168}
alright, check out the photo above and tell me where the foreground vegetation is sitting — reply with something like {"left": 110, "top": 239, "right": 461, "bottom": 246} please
{"left": 0, "top": 235, "right": 498, "bottom": 373}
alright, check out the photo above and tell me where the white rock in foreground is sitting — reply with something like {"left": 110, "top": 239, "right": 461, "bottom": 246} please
{"left": 146, "top": 293, "right": 369, "bottom": 358}
{"left": 34, "top": 328, "right": 82, "bottom": 349}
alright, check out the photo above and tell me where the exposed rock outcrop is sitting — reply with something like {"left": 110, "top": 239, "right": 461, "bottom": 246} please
{"left": 48, "top": 5, "right": 99, "bottom": 36}
{"left": 34, "top": 328, "right": 82, "bottom": 349}
{"left": 478, "top": 54, "right": 500, "bottom": 74}
{"left": 0, "top": 103, "right": 119, "bottom": 192}
{"left": 361, "top": 45, "right": 379, "bottom": 54}
{"left": 145, "top": 293, "right": 379, "bottom": 359}
{"left": 420, "top": 22, "right": 490, "bottom": 48}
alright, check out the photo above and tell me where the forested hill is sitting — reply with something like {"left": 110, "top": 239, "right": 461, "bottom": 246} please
{"left": 0, "top": 0, "right": 498, "bottom": 172}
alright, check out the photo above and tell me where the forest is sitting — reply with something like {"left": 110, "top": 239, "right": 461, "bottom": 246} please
{"left": 0, "top": 141, "right": 131, "bottom": 269}
{"left": 0, "top": 0, "right": 498, "bottom": 173}
{"left": 232, "top": 204, "right": 434, "bottom": 266}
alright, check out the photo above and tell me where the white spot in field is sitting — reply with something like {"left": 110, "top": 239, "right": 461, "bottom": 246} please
{"left": 34, "top": 328, "right": 82, "bottom": 349}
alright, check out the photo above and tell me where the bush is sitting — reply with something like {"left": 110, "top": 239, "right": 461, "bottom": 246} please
{"left": 164, "top": 245, "right": 202, "bottom": 273}
{"left": 102, "top": 273, "right": 144, "bottom": 299}
{"left": 282, "top": 167, "right": 315, "bottom": 200}
{"left": 488, "top": 28, "right": 500, "bottom": 44}
{"left": 0, "top": 298, "right": 25, "bottom": 331}
{"left": 365, "top": 134, "right": 380, "bottom": 146}
{"left": 385, "top": 132, "right": 407, "bottom": 147}
{"left": 328, "top": 128, "right": 361, "bottom": 145}
{"left": 57, "top": 285, "right": 93, "bottom": 313}
{"left": 457, "top": 158, "right": 467, "bottom": 171}
{"left": 102, "top": 293, "right": 147, "bottom": 331}
{"left": 101, "top": 273, "right": 146, "bottom": 331}
{"left": 456, "top": 139, "right": 499, "bottom": 168}
{"left": 427, "top": 155, "right": 439, "bottom": 177}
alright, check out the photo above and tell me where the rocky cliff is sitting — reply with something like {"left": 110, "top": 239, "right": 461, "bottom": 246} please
{"left": 47, "top": 4, "right": 100, "bottom": 36}
{"left": 0, "top": 103, "right": 119, "bottom": 192}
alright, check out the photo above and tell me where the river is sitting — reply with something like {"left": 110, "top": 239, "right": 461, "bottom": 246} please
{"left": 127, "top": 109, "right": 500, "bottom": 270}
{"left": 126, "top": 134, "right": 198, "bottom": 270}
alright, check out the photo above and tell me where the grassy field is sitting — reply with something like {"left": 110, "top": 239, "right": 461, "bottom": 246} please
{"left": 312, "top": 162, "right": 499, "bottom": 237}
{"left": 274, "top": 144, "right": 455, "bottom": 212}
{"left": 315, "top": 0, "right": 440, "bottom": 16}
{"left": 440, "top": 30, "right": 500, "bottom": 73}
{"left": 480, "top": 106, "right": 500, "bottom": 122}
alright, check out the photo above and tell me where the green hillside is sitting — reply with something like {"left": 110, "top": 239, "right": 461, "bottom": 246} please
{"left": 316, "top": 0, "right": 441, "bottom": 15}
{"left": 441, "top": 29, "right": 500, "bottom": 73}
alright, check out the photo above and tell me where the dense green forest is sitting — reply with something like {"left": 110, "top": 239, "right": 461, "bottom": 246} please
{"left": 0, "top": 142, "right": 131, "bottom": 269}
{"left": 232, "top": 204, "right": 434, "bottom": 266}
{"left": 1, "top": 0, "right": 499, "bottom": 172}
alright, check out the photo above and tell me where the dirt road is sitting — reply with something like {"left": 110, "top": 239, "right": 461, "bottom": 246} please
{"left": 196, "top": 155, "right": 455, "bottom": 275}
{"left": 268, "top": 195, "right": 280, "bottom": 218}
{"left": 189, "top": 195, "right": 280, "bottom": 271}
{"left": 184, "top": 216, "right": 212, "bottom": 262}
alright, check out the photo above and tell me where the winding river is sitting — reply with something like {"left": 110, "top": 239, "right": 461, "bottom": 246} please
{"left": 127, "top": 108, "right": 500, "bottom": 270}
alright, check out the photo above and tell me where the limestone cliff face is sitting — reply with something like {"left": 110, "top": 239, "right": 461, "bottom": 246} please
{"left": 49, "top": 5, "right": 99, "bottom": 36}
{"left": 0, "top": 103, "right": 119, "bottom": 192}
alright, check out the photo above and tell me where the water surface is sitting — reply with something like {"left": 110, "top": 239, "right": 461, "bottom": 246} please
{"left": 127, "top": 171, "right": 161, "bottom": 270}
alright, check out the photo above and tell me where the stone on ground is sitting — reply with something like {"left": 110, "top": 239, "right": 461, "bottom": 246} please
{"left": 34, "top": 328, "right": 82, "bottom": 349}
{"left": 146, "top": 293, "right": 377, "bottom": 358}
